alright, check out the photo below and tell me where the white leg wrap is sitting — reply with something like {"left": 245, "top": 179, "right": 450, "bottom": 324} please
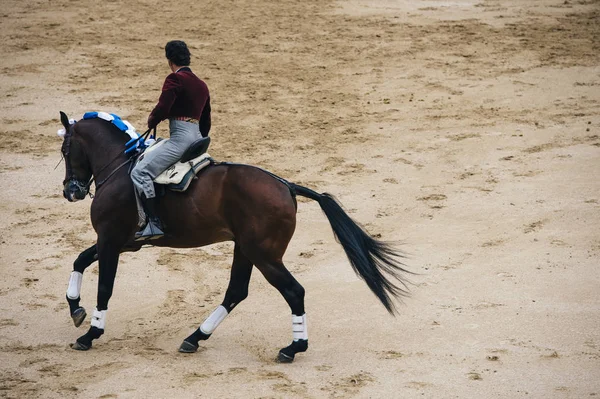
{"left": 200, "top": 305, "right": 228, "bottom": 335}
{"left": 66, "top": 271, "right": 83, "bottom": 300}
{"left": 292, "top": 313, "right": 308, "bottom": 341}
{"left": 90, "top": 308, "right": 107, "bottom": 329}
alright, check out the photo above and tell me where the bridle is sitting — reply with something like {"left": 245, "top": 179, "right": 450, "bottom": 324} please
{"left": 61, "top": 124, "right": 90, "bottom": 194}
{"left": 61, "top": 124, "right": 154, "bottom": 198}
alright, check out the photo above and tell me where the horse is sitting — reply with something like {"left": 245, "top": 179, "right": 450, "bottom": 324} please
{"left": 58, "top": 111, "right": 411, "bottom": 362}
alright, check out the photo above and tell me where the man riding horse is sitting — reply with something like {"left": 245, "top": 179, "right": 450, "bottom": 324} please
{"left": 58, "top": 41, "right": 411, "bottom": 361}
{"left": 131, "top": 40, "right": 211, "bottom": 241}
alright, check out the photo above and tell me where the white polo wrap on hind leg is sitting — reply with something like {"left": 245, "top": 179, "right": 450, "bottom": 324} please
{"left": 66, "top": 271, "right": 83, "bottom": 299}
{"left": 200, "top": 305, "right": 228, "bottom": 335}
{"left": 90, "top": 308, "right": 107, "bottom": 329}
{"left": 292, "top": 313, "right": 308, "bottom": 341}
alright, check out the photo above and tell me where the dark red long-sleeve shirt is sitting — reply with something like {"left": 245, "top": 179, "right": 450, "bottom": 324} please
{"left": 147, "top": 67, "right": 211, "bottom": 137}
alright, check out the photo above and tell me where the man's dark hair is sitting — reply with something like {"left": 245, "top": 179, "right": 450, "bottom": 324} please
{"left": 165, "top": 40, "right": 191, "bottom": 66}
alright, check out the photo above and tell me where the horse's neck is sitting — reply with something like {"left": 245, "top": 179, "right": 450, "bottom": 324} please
{"left": 81, "top": 123, "right": 128, "bottom": 179}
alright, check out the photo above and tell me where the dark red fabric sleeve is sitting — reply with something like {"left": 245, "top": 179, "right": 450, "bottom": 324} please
{"left": 147, "top": 73, "right": 182, "bottom": 129}
{"left": 199, "top": 96, "right": 211, "bottom": 137}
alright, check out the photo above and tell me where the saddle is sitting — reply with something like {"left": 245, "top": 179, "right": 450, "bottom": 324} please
{"left": 139, "top": 136, "right": 212, "bottom": 192}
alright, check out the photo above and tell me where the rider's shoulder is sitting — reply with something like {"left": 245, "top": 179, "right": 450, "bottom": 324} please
{"left": 163, "top": 71, "right": 183, "bottom": 86}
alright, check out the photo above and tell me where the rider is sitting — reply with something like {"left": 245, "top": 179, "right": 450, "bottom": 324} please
{"left": 131, "top": 40, "right": 211, "bottom": 240}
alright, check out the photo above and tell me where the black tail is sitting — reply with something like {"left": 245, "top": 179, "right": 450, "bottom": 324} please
{"left": 290, "top": 183, "right": 411, "bottom": 314}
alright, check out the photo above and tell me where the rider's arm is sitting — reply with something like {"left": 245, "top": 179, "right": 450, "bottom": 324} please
{"left": 147, "top": 73, "right": 182, "bottom": 129}
{"left": 199, "top": 95, "right": 211, "bottom": 137}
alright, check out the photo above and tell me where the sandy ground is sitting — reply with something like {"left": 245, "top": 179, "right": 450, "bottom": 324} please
{"left": 1, "top": 0, "right": 599, "bottom": 398}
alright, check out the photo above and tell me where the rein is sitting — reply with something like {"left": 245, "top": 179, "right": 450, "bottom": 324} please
{"left": 87, "top": 158, "right": 133, "bottom": 197}
{"left": 62, "top": 124, "right": 154, "bottom": 198}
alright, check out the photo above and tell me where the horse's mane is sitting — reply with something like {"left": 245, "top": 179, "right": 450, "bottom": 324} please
{"left": 75, "top": 117, "right": 134, "bottom": 146}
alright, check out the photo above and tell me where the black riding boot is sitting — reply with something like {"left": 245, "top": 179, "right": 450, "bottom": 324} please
{"left": 134, "top": 195, "right": 164, "bottom": 241}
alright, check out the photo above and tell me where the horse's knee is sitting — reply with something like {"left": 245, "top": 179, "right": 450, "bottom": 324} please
{"left": 236, "top": 286, "right": 249, "bottom": 303}
{"left": 73, "top": 245, "right": 98, "bottom": 272}
{"left": 223, "top": 286, "right": 249, "bottom": 310}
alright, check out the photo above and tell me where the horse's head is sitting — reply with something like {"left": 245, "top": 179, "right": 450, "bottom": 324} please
{"left": 60, "top": 111, "right": 92, "bottom": 202}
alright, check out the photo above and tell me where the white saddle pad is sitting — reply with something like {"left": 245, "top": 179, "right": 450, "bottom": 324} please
{"left": 144, "top": 139, "right": 211, "bottom": 185}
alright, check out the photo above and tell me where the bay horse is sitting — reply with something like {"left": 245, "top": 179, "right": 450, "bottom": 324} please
{"left": 58, "top": 111, "right": 410, "bottom": 362}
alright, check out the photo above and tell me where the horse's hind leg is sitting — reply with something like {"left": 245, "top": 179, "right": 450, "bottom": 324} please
{"left": 66, "top": 244, "right": 98, "bottom": 327}
{"left": 255, "top": 261, "right": 308, "bottom": 363}
{"left": 179, "top": 244, "right": 253, "bottom": 353}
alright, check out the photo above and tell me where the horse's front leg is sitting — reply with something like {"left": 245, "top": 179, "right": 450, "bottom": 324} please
{"left": 71, "top": 238, "right": 120, "bottom": 351}
{"left": 66, "top": 244, "right": 98, "bottom": 327}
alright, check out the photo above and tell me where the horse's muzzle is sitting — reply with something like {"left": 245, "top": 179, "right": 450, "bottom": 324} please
{"left": 63, "top": 180, "right": 88, "bottom": 202}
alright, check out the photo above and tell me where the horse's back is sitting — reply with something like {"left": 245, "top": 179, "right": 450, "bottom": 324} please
{"left": 158, "top": 163, "right": 297, "bottom": 251}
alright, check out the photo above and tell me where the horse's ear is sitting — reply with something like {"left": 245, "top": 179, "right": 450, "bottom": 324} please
{"left": 60, "top": 111, "right": 70, "bottom": 130}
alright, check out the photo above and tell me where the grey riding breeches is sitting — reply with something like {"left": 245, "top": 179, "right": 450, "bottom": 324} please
{"left": 131, "top": 119, "right": 200, "bottom": 199}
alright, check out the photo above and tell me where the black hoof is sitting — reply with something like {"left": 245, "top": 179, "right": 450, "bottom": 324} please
{"left": 71, "top": 326, "right": 103, "bottom": 351}
{"left": 277, "top": 351, "right": 295, "bottom": 363}
{"left": 71, "top": 307, "right": 87, "bottom": 327}
{"left": 179, "top": 340, "right": 199, "bottom": 353}
{"left": 277, "top": 339, "right": 308, "bottom": 363}
{"left": 70, "top": 341, "right": 91, "bottom": 351}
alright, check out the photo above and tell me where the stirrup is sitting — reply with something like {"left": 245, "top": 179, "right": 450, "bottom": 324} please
{"left": 134, "top": 219, "right": 164, "bottom": 241}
